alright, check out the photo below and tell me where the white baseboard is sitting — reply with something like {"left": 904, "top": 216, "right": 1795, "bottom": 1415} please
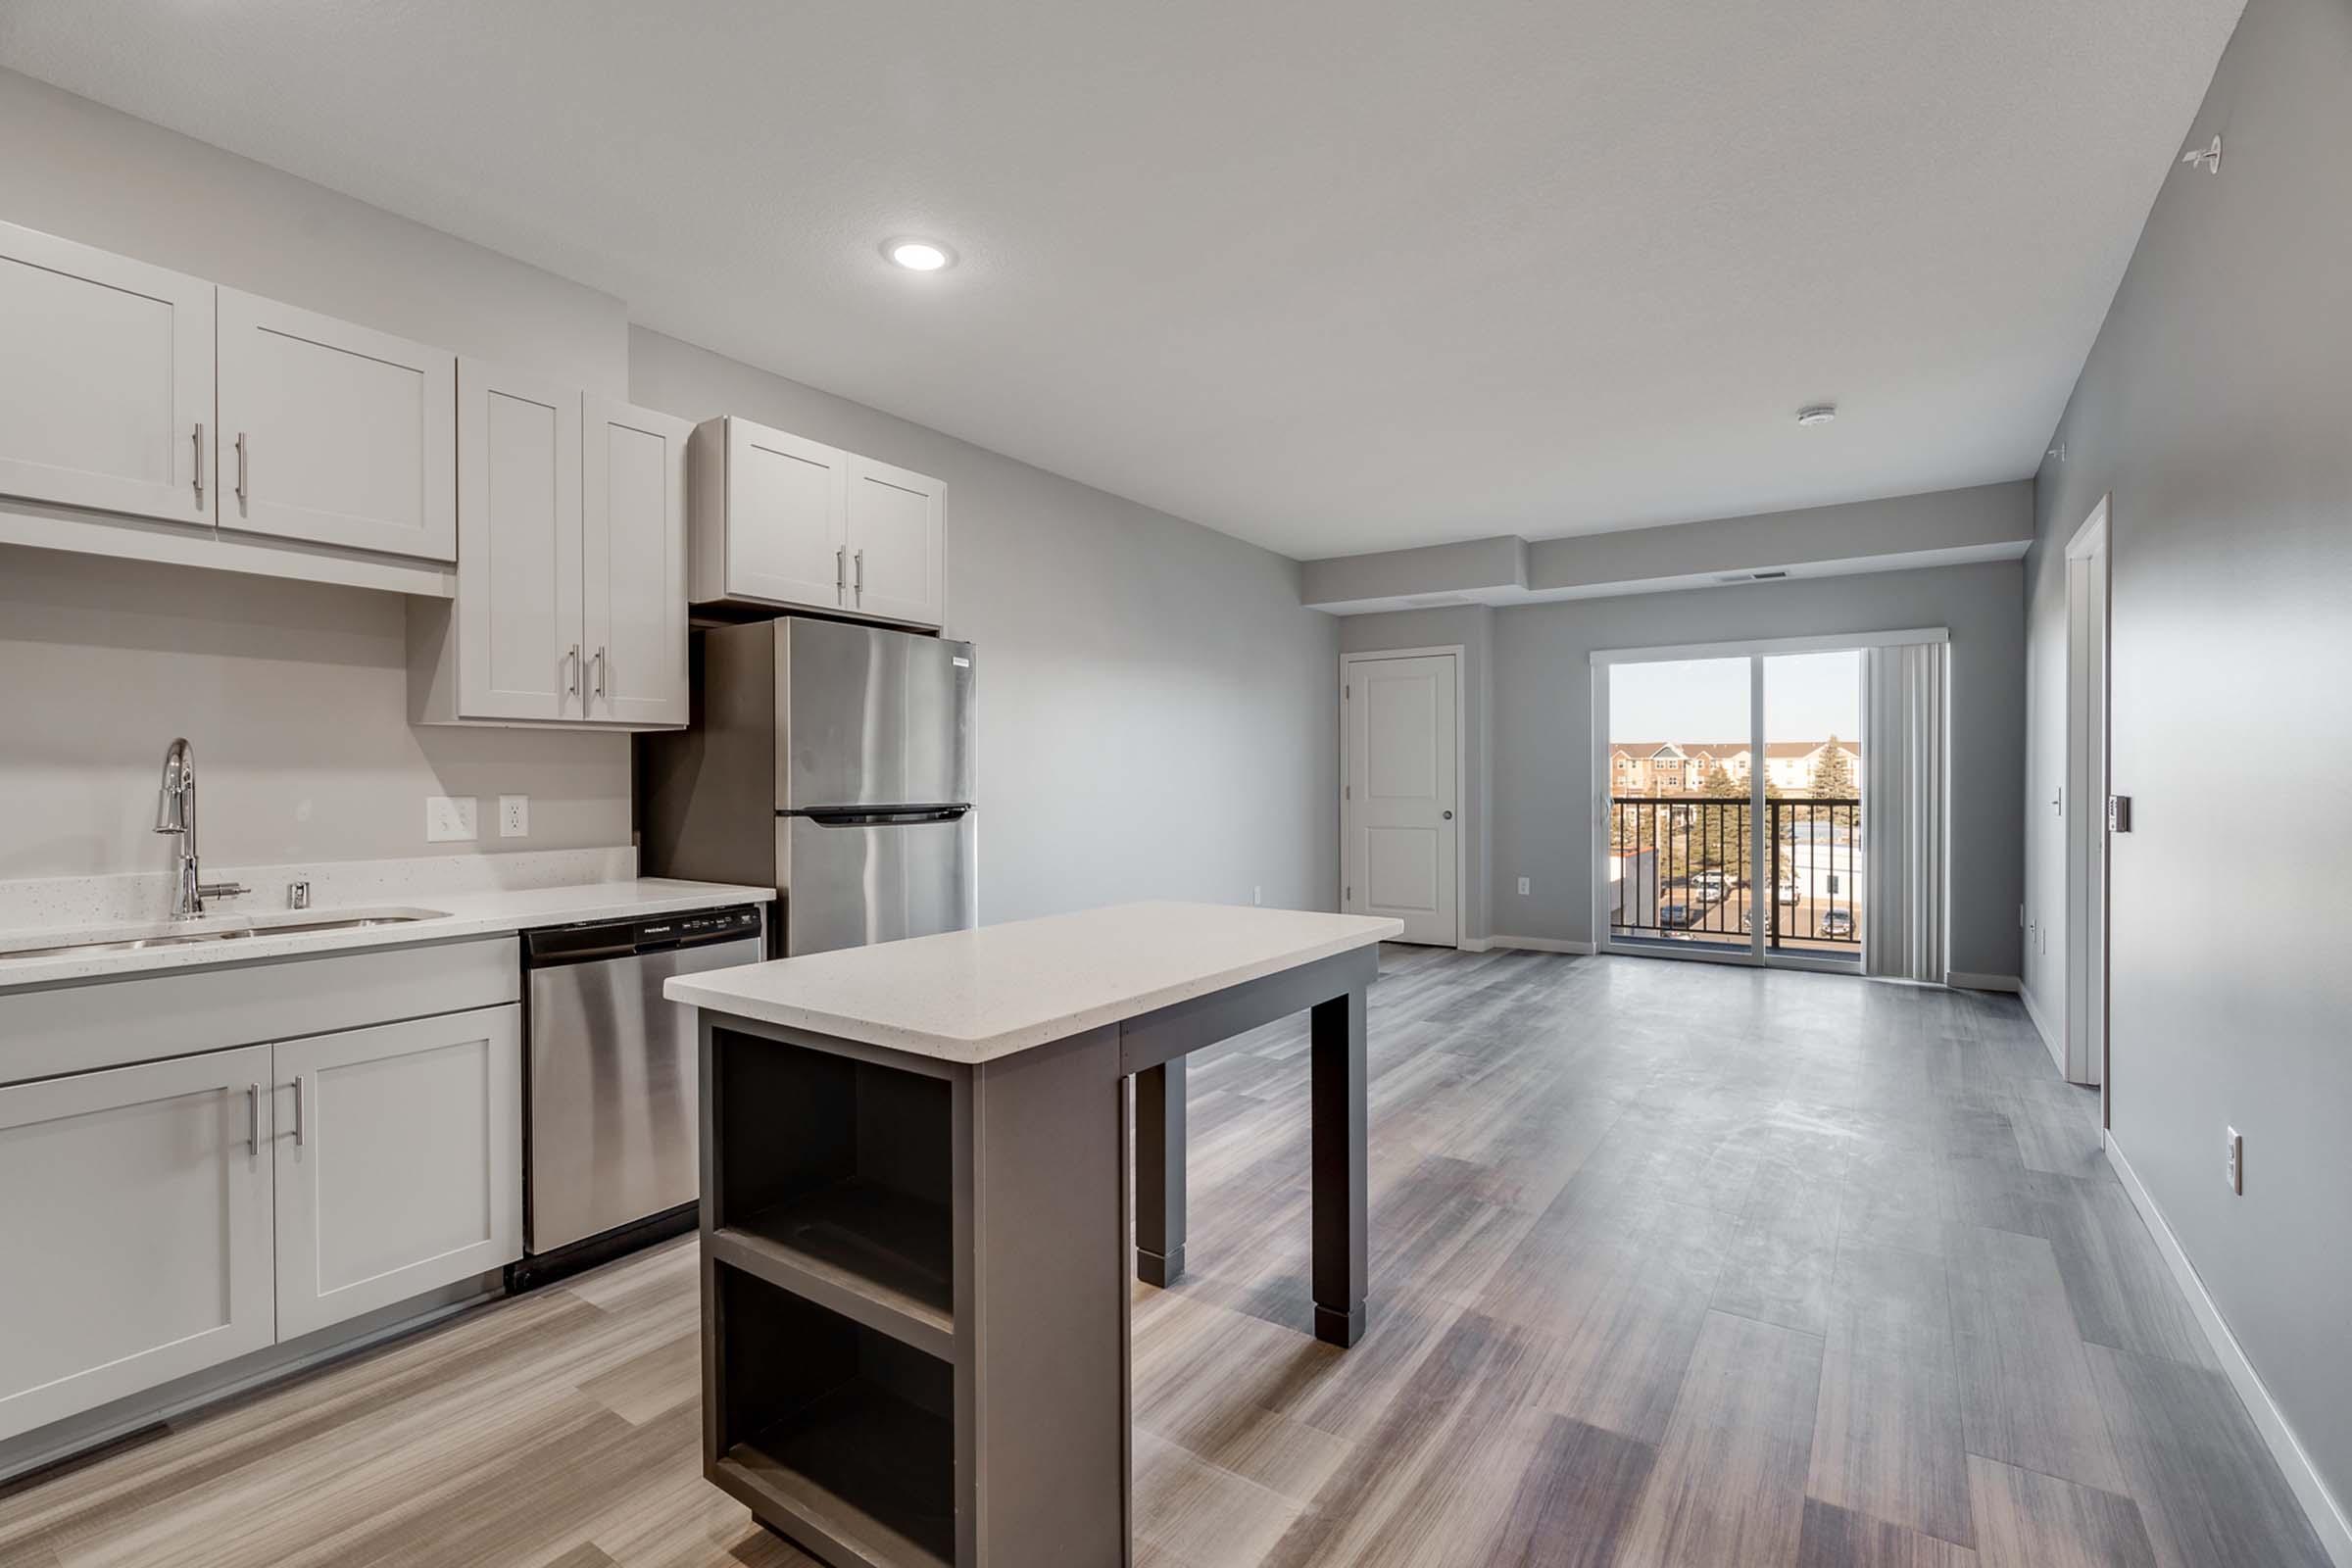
{"left": 2106, "top": 1135, "right": 2352, "bottom": 1568}
{"left": 1487, "top": 934, "right": 1595, "bottom": 955}
{"left": 1457, "top": 937, "right": 1490, "bottom": 952}
{"left": 1947, "top": 970, "right": 2021, "bottom": 993}
{"left": 2019, "top": 982, "right": 2064, "bottom": 1074}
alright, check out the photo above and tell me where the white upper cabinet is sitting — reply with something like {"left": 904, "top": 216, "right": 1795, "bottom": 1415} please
{"left": 272, "top": 1006, "right": 522, "bottom": 1341}
{"left": 845, "top": 453, "right": 947, "bottom": 628}
{"left": 0, "top": 1045, "right": 276, "bottom": 1443}
{"left": 412, "top": 369, "right": 687, "bottom": 729}
{"left": 584, "top": 398, "right": 691, "bottom": 727}
{"left": 454, "top": 359, "right": 584, "bottom": 722}
{"left": 691, "top": 416, "right": 850, "bottom": 611}
{"left": 690, "top": 416, "right": 946, "bottom": 628}
{"left": 0, "top": 220, "right": 214, "bottom": 527}
{"left": 217, "top": 288, "right": 457, "bottom": 562}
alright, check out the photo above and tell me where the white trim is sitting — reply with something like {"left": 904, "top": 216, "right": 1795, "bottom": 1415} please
{"left": 1457, "top": 937, "right": 1491, "bottom": 953}
{"left": 2019, "top": 982, "right": 2064, "bottom": 1072}
{"left": 2064, "top": 493, "right": 2113, "bottom": 1093}
{"left": 2105, "top": 1136, "right": 2352, "bottom": 1568}
{"left": 1340, "top": 647, "right": 1469, "bottom": 950}
{"left": 1590, "top": 626, "right": 1948, "bottom": 665}
{"left": 1488, "top": 934, "right": 1593, "bottom": 955}
{"left": 1946, "top": 970, "right": 2021, "bottom": 992}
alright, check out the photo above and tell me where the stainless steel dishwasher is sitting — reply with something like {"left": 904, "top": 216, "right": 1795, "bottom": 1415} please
{"left": 511, "top": 905, "right": 763, "bottom": 1289}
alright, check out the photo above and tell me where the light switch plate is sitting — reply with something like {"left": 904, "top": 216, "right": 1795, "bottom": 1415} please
{"left": 425, "top": 795, "right": 478, "bottom": 843}
{"left": 499, "top": 795, "right": 530, "bottom": 838}
{"left": 1518, "top": 877, "right": 1531, "bottom": 896}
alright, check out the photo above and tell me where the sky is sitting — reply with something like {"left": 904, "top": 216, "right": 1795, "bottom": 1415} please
{"left": 1608, "top": 651, "right": 1862, "bottom": 745}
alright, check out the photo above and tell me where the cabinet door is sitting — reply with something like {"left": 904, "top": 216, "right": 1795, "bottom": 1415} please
{"left": 457, "top": 361, "right": 583, "bottom": 721}
{"left": 844, "top": 454, "right": 947, "bottom": 627}
{"left": 0, "top": 220, "right": 214, "bottom": 526}
{"left": 0, "top": 1045, "right": 274, "bottom": 1443}
{"left": 216, "top": 288, "right": 457, "bottom": 561}
{"left": 272, "top": 1005, "right": 521, "bottom": 1341}
{"left": 583, "top": 398, "right": 689, "bottom": 726}
{"left": 721, "top": 416, "right": 848, "bottom": 609}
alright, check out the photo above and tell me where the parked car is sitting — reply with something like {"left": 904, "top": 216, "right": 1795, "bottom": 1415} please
{"left": 1691, "top": 869, "right": 1731, "bottom": 898}
{"left": 1822, "top": 909, "right": 1855, "bottom": 938}
{"left": 1776, "top": 878, "right": 1801, "bottom": 906}
{"left": 1659, "top": 902, "right": 1695, "bottom": 928}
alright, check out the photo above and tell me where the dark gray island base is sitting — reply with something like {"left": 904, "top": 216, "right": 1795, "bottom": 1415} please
{"left": 684, "top": 931, "right": 1381, "bottom": 1568}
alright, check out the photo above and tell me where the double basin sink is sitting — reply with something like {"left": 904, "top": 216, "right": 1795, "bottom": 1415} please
{"left": 0, "top": 906, "right": 451, "bottom": 962}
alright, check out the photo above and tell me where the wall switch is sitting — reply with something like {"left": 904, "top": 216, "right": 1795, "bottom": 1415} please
{"left": 499, "top": 795, "right": 530, "bottom": 838}
{"left": 1252, "top": 885, "right": 1262, "bottom": 906}
{"left": 1518, "top": 877, "right": 1531, "bottom": 896}
{"left": 2226, "top": 1127, "right": 2243, "bottom": 1194}
{"left": 425, "top": 796, "right": 477, "bottom": 843}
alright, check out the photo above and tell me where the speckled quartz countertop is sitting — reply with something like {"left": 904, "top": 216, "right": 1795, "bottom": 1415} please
{"left": 0, "top": 878, "right": 773, "bottom": 993}
{"left": 662, "top": 901, "right": 1402, "bottom": 1063}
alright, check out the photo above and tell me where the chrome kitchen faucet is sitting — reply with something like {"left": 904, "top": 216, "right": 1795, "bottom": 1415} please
{"left": 153, "top": 738, "right": 248, "bottom": 918}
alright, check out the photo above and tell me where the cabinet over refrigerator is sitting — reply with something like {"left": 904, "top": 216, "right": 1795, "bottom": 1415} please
{"left": 640, "top": 617, "right": 976, "bottom": 956}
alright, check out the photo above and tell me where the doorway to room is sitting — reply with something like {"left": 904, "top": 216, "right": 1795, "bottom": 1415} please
{"left": 1592, "top": 629, "right": 1948, "bottom": 979}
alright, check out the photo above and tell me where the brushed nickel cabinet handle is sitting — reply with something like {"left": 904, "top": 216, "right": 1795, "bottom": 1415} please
{"left": 854, "top": 549, "right": 864, "bottom": 604}
{"left": 194, "top": 423, "right": 206, "bottom": 504}
{"left": 246, "top": 1083, "right": 259, "bottom": 1154}
{"left": 292, "top": 1075, "right": 307, "bottom": 1147}
{"left": 835, "top": 545, "right": 847, "bottom": 604}
{"left": 593, "top": 645, "right": 607, "bottom": 699}
{"left": 566, "top": 644, "right": 581, "bottom": 697}
{"left": 235, "top": 431, "right": 249, "bottom": 505}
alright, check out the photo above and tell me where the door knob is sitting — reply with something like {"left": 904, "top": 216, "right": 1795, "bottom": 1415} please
{"left": 1443, "top": 809, "right": 1454, "bottom": 820}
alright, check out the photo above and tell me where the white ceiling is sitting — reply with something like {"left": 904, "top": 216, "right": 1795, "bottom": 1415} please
{"left": 0, "top": 0, "right": 2243, "bottom": 561}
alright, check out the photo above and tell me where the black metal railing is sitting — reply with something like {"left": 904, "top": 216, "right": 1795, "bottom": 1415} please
{"left": 1608, "top": 797, "right": 1861, "bottom": 953}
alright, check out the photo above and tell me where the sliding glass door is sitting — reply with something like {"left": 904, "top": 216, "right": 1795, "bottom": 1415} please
{"left": 1600, "top": 646, "right": 1864, "bottom": 970}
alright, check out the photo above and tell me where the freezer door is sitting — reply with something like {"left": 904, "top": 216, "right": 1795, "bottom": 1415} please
{"left": 778, "top": 617, "right": 974, "bottom": 810}
{"left": 781, "top": 811, "right": 977, "bottom": 956}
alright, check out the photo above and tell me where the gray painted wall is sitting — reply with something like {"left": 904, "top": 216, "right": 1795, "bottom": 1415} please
{"left": 631, "top": 330, "right": 1338, "bottom": 926}
{"left": 0, "top": 69, "right": 1340, "bottom": 922}
{"left": 1347, "top": 562, "right": 2026, "bottom": 976}
{"left": 2023, "top": 0, "right": 2352, "bottom": 1511}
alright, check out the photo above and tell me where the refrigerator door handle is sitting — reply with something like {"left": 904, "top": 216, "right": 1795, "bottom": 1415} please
{"left": 792, "top": 804, "right": 973, "bottom": 827}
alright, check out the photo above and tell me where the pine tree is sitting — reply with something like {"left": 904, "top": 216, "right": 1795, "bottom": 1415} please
{"left": 1808, "top": 735, "right": 1857, "bottom": 800}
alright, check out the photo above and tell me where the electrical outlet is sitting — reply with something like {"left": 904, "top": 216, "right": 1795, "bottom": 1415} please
{"left": 1518, "top": 877, "right": 1531, "bottom": 896}
{"left": 1252, "top": 885, "right": 1262, "bottom": 906}
{"left": 2226, "top": 1127, "right": 2243, "bottom": 1194}
{"left": 424, "top": 796, "right": 477, "bottom": 843}
{"left": 499, "top": 795, "right": 530, "bottom": 838}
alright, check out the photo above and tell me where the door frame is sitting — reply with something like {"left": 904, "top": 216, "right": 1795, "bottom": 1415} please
{"left": 1339, "top": 646, "right": 1467, "bottom": 950}
{"left": 2064, "top": 496, "right": 2113, "bottom": 1100}
{"left": 1590, "top": 627, "right": 1944, "bottom": 974}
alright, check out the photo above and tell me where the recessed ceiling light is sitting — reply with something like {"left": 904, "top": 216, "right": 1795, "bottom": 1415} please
{"left": 884, "top": 237, "right": 956, "bottom": 271}
{"left": 1795, "top": 404, "right": 1838, "bottom": 426}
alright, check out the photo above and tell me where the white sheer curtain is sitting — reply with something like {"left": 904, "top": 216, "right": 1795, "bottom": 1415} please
{"left": 1864, "top": 639, "right": 1948, "bottom": 982}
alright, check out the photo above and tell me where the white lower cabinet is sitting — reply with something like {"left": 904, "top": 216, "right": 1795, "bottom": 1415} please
{"left": 0, "top": 1046, "right": 276, "bottom": 1443}
{"left": 272, "top": 1005, "right": 522, "bottom": 1340}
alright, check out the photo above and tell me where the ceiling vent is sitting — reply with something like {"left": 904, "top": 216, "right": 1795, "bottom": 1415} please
{"left": 1717, "top": 568, "right": 1791, "bottom": 584}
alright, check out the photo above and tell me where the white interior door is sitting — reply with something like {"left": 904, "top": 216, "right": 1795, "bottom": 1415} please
{"left": 273, "top": 1005, "right": 521, "bottom": 1340}
{"left": 0, "top": 220, "right": 215, "bottom": 526}
{"left": 0, "top": 1045, "right": 275, "bottom": 1442}
{"left": 1344, "top": 654, "right": 1459, "bottom": 946}
{"left": 583, "top": 397, "right": 689, "bottom": 725}
{"left": 216, "top": 288, "right": 457, "bottom": 560}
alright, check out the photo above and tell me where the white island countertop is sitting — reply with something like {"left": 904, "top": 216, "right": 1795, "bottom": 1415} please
{"left": 662, "top": 901, "right": 1402, "bottom": 1063}
{"left": 0, "top": 877, "right": 774, "bottom": 992}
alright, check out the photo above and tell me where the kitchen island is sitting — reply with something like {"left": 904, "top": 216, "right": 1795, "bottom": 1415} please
{"left": 663, "top": 901, "right": 1400, "bottom": 1568}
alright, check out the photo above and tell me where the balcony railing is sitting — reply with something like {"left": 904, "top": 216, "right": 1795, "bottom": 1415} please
{"left": 1609, "top": 796, "right": 1862, "bottom": 954}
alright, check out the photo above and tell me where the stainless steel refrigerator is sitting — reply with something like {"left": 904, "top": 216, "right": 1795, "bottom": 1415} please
{"left": 638, "top": 617, "right": 976, "bottom": 956}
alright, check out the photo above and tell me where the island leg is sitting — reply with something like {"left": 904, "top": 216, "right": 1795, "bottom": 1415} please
{"left": 1310, "top": 987, "right": 1368, "bottom": 1348}
{"left": 1133, "top": 1059, "right": 1186, "bottom": 1286}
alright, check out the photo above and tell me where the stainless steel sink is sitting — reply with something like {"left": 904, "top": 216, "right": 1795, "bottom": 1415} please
{"left": 0, "top": 907, "right": 448, "bottom": 962}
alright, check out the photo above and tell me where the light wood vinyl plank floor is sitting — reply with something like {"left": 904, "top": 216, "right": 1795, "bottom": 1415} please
{"left": 0, "top": 946, "right": 2331, "bottom": 1567}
